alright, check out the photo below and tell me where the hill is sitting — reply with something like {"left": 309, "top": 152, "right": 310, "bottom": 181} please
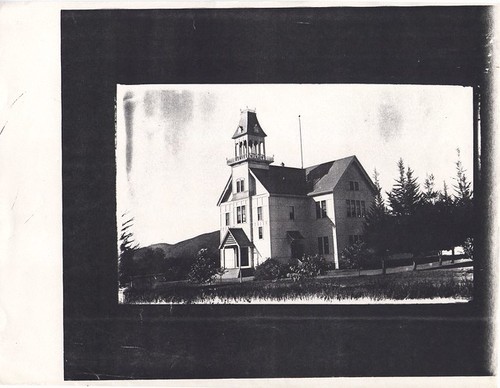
{"left": 149, "top": 230, "right": 220, "bottom": 259}
{"left": 133, "top": 230, "right": 219, "bottom": 263}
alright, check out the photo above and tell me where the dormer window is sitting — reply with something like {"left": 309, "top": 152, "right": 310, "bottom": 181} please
{"left": 236, "top": 178, "right": 245, "bottom": 193}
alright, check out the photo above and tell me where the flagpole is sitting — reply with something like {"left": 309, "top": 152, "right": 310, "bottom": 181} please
{"left": 298, "top": 115, "right": 304, "bottom": 169}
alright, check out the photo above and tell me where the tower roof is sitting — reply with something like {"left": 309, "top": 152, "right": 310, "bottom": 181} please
{"left": 232, "top": 109, "right": 267, "bottom": 139}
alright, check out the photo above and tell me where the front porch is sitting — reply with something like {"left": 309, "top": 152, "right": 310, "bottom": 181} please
{"left": 219, "top": 228, "right": 256, "bottom": 280}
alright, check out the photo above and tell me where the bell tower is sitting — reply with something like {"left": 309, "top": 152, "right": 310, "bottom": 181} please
{"left": 227, "top": 109, "right": 274, "bottom": 170}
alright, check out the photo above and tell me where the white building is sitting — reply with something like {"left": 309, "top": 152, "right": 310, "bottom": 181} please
{"left": 217, "top": 109, "right": 377, "bottom": 276}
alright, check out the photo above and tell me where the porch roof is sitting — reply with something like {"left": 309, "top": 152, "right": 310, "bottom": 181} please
{"left": 286, "top": 230, "right": 305, "bottom": 241}
{"left": 219, "top": 228, "right": 254, "bottom": 249}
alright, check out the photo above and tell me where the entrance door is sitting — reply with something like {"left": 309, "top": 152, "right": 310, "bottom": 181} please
{"left": 240, "top": 248, "right": 249, "bottom": 267}
{"left": 291, "top": 240, "right": 304, "bottom": 259}
{"left": 224, "top": 247, "right": 236, "bottom": 268}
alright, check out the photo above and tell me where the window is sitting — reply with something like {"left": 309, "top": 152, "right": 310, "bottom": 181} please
{"left": 349, "top": 181, "right": 359, "bottom": 191}
{"left": 257, "top": 206, "right": 262, "bottom": 221}
{"left": 225, "top": 212, "right": 230, "bottom": 226}
{"left": 258, "top": 226, "right": 263, "bottom": 239}
{"left": 324, "top": 237, "right": 330, "bottom": 254}
{"left": 318, "top": 236, "right": 330, "bottom": 255}
{"left": 236, "top": 205, "right": 246, "bottom": 223}
{"left": 289, "top": 206, "right": 295, "bottom": 220}
{"left": 347, "top": 200, "right": 367, "bottom": 218}
{"left": 316, "top": 200, "right": 327, "bottom": 219}
{"left": 236, "top": 179, "right": 245, "bottom": 193}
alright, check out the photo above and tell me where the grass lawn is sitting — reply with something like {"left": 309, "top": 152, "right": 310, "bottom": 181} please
{"left": 122, "top": 266, "right": 473, "bottom": 304}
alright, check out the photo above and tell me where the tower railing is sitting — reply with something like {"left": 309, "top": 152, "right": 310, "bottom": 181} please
{"left": 227, "top": 153, "right": 274, "bottom": 165}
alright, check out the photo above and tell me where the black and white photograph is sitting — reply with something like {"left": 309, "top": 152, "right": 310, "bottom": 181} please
{"left": 2, "top": 1, "right": 500, "bottom": 385}
{"left": 116, "top": 84, "right": 475, "bottom": 304}
{"left": 0, "top": 4, "right": 482, "bottom": 383}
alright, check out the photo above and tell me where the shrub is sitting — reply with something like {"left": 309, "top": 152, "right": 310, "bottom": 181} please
{"left": 286, "top": 254, "right": 328, "bottom": 281}
{"left": 187, "top": 248, "right": 225, "bottom": 284}
{"left": 254, "top": 258, "right": 286, "bottom": 281}
{"left": 463, "top": 237, "right": 474, "bottom": 261}
{"left": 340, "top": 241, "right": 373, "bottom": 274}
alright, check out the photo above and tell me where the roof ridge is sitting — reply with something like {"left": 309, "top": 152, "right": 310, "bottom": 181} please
{"left": 268, "top": 165, "right": 304, "bottom": 171}
{"left": 305, "top": 155, "right": 355, "bottom": 170}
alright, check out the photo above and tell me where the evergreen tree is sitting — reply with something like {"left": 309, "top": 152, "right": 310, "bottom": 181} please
{"left": 387, "top": 158, "right": 422, "bottom": 216}
{"left": 440, "top": 180, "right": 452, "bottom": 205}
{"left": 416, "top": 173, "right": 440, "bottom": 254}
{"left": 387, "top": 158, "right": 406, "bottom": 216}
{"left": 386, "top": 159, "right": 422, "bottom": 255}
{"left": 452, "top": 148, "right": 474, "bottom": 251}
{"left": 433, "top": 180, "right": 456, "bottom": 256}
{"left": 118, "top": 213, "right": 139, "bottom": 286}
{"left": 423, "top": 173, "right": 438, "bottom": 205}
{"left": 403, "top": 166, "right": 422, "bottom": 215}
{"left": 453, "top": 148, "right": 473, "bottom": 204}
{"left": 372, "top": 169, "right": 387, "bottom": 216}
{"left": 404, "top": 166, "right": 423, "bottom": 255}
{"left": 364, "top": 169, "right": 392, "bottom": 272}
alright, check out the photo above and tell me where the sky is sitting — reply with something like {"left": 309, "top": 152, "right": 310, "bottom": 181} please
{"left": 116, "top": 84, "right": 473, "bottom": 246}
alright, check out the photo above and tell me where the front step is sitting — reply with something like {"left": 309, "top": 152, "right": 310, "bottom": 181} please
{"left": 221, "top": 268, "right": 240, "bottom": 279}
{"left": 220, "top": 268, "right": 255, "bottom": 279}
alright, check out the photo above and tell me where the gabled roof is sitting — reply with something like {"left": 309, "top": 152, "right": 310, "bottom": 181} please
{"left": 247, "top": 155, "right": 376, "bottom": 198}
{"left": 232, "top": 109, "right": 267, "bottom": 139}
{"left": 250, "top": 165, "right": 308, "bottom": 196}
{"left": 286, "top": 231, "right": 305, "bottom": 241}
{"left": 219, "top": 228, "right": 254, "bottom": 249}
{"left": 217, "top": 154, "right": 376, "bottom": 204}
{"left": 305, "top": 155, "right": 377, "bottom": 195}
{"left": 216, "top": 175, "right": 232, "bottom": 206}
{"left": 305, "top": 156, "right": 354, "bottom": 195}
